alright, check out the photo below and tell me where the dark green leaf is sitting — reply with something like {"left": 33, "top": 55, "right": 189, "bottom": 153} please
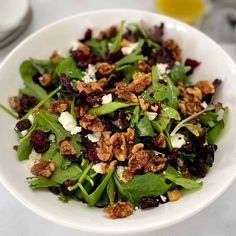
{"left": 86, "top": 39, "right": 108, "bottom": 58}
{"left": 166, "top": 76, "right": 179, "bottom": 109}
{"left": 106, "top": 177, "right": 116, "bottom": 204}
{"left": 170, "top": 64, "right": 191, "bottom": 85}
{"left": 137, "top": 113, "right": 155, "bottom": 137}
{"left": 110, "top": 20, "right": 125, "bottom": 53}
{"left": 130, "top": 106, "right": 140, "bottom": 127}
{"left": 27, "top": 176, "right": 59, "bottom": 190}
{"left": 17, "top": 138, "right": 32, "bottom": 161}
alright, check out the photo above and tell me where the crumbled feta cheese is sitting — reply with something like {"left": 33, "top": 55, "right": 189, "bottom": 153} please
{"left": 48, "top": 134, "right": 56, "bottom": 142}
{"left": 101, "top": 94, "right": 112, "bottom": 104}
{"left": 170, "top": 133, "right": 186, "bottom": 148}
{"left": 216, "top": 109, "right": 224, "bottom": 121}
{"left": 121, "top": 42, "right": 139, "bottom": 55}
{"left": 177, "top": 157, "right": 184, "bottom": 167}
{"left": 156, "top": 63, "right": 168, "bottom": 75}
{"left": 28, "top": 114, "right": 34, "bottom": 124}
{"left": 135, "top": 206, "right": 139, "bottom": 211}
{"left": 71, "top": 41, "right": 82, "bottom": 51}
{"left": 92, "top": 163, "right": 105, "bottom": 174}
{"left": 58, "top": 111, "right": 81, "bottom": 135}
{"left": 81, "top": 64, "right": 97, "bottom": 83}
{"left": 153, "top": 150, "right": 165, "bottom": 156}
{"left": 116, "top": 166, "right": 128, "bottom": 183}
{"left": 146, "top": 112, "right": 158, "bottom": 121}
{"left": 201, "top": 101, "right": 208, "bottom": 109}
{"left": 29, "top": 149, "right": 42, "bottom": 161}
{"left": 21, "top": 130, "right": 28, "bottom": 136}
{"left": 160, "top": 195, "right": 167, "bottom": 202}
{"left": 87, "top": 132, "right": 101, "bottom": 143}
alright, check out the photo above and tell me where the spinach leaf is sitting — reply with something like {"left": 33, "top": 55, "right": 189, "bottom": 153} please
{"left": 20, "top": 60, "right": 48, "bottom": 100}
{"left": 30, "top": 58, "right": 57, "bottom": 74}
{"left": 170, "top": 64, "right": 191, "bottom": 85}
{"left": 27, "top": 176, "right": 59, "bottom": 190}
{"left": 114, "top": 172, "right": 171, "bottom": 206}
{"left": 86, "top": 39, "right": 108, "bottom": 58}
{"left": 164, "top": 165, "right": 202, "bottom": 190}
{"left": 137, "top": 113, "right": 155, "bottom": 137}
{"left": 56, "top": 57, "right": 82, "bottom": 79}
{"left": 95, "top": 191, "right": 110, "bottom": 207}
{"left": 17, "top": 138, "right": 32, "bottom": 161}
{"left": 110, "top": 20, "right": 125, "bottom": 53}
{"left": 88, "top": 102, "right": 137, "bottom": 116}
{"left": 199, "top": 111, "right": 217, "bottom": 128}
{"left": 106, "top": 177, "right": 116, "bottom": 204}
{"left": 130, "top": 106, "right": 140, "bottom": 127}
{"left": 165, "top": 76, "right": 179, "bottom": 109}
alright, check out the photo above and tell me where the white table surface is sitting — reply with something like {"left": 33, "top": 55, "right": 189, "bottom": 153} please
{"left": 0, "top": 1, "right": 236, "bottom": 235}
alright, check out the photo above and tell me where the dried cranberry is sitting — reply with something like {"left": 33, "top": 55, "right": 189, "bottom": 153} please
{"left": 13, "top": 145, "right": 19, "bottom": 151}
{"left": 84, "top": 96, "right": 102, "bottom": 107}
{"left": 156, "top": 48, "right": 175, "bottom": 68}
{"left": 80, "top": 29, "right": 92, "bottom": 42}
{"left": 30, "top": 129, "right": 47, "bottom": 146}
{"left": 85, "top": 148, "right": 100, "bottom": 164}
{"left": 167, "top": 148, "right": 179, "bottom": 166}
{"left": 181, "top": 142, "right": 194, "bottom": 153}
{"left": 89, "top": 53, "right": 103, "bottom": 64}
{"left": 110, "top": 110, "right": 129, "bottom": 130}
{"left": 61, "top": 180, "right": 77, "bottom": 196}
{"left": 16, "top": 119, "right": 31, "bottom": 131}
{"left": 65, "top": 154, "right": 78, "bottom": 162}
{"left": 34, "top": 141, "right": 50, "bottom": 153}
{"left": 32, "top": 72, "right": 42, "bottom": 84}
{"left": 140, "top": 197, "right": 159, "bottom": 209}
{"left": 107, "top": 49, "right": 123, "bottom": 64}
{"left": 123, "top": 28, "right": 137, "bottom": 42}
{"left": 213, "top": 79, "right": 222, "bottom": 89}
{"left": 189, "top": 161, "right": 206, "bottom": 178}
{"left": 147, "top": 23, "right": 164, "bottom": 43}
{"left": 48, "top": 186, "right": 60, "bottom": 195}
{"left": 184, "top": 58, "right": 201, "bottom": 76}
{"left": 20, "top": 95, "right": 38, "bottom": 114}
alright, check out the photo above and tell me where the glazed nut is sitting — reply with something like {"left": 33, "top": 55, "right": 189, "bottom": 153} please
{"left": 77, "top": 78, "right": 107, "bottom": 95}
{"left": 120, "top": 38, "right": 130, "bottom": 47}
{"left": 103, "top": 201, "right": 134, "bottom": 219}
{"left": 31, "top": 160, "right": 56, "bottom": 177}
{"left": 167, "top": 189, "right": 182, "bottom": 201}
{"left": 75, "top": 104, "right": 89, "bottom": 118}
{"left": 95, "top": 62, "right": 115, "bottom": 77}
{"left": 105, "top": 25, "right": 118, "bottom": 38}
{"left": 115, "top": 84, "right": 138, "bottom": 103}
{"left": 196, "top": 80, "right": 215, "bottom": 96}
{"left": 163, "top": 39, "right": 182, "bottom": 62}
{"left": 79, "top": 114, "right": 106, "bottom": 133}
{"left": 138, "top": 96, "right": 149, "bottom": 111}
{"left": 153, "top": 133, "right": 167, "bottom": 149}
{"left": 150, "top": 102, "right": 161, "bottom": 113}
{"left": 8, "top": 96, "right": 22, "bottom": 114}
{"left": 96, "top": 132, "right": 113, "bottom": 161}
{"left": 60, "top": 140, "right": 76, "bottom": 155}
{"left": 47, "top": 99, "right": 71, "bottom": 113}
{"left": 39, "top": 73, "right": 52, "bottom": 87}
{"left": 50, "top": 50, "right": 61, "bottom": 63}
{"left": 136, "top": 60, "right": 151, "bottom": 73}
{"left": 181, "top": 169, "right": 192, "bottom": 179}
{"left": 78, "top": 42, "right": 90, "bottom": 55}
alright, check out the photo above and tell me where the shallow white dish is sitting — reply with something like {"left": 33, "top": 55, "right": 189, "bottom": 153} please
{"left": 0, "top": 9, "right": 236, "bottom": 235}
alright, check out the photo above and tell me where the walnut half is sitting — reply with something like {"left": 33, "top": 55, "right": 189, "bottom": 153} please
{"left": 31, "top": 160, "right": 56, "bottom": 177}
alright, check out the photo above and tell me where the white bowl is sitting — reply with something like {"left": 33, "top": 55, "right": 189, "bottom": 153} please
{"left": 0, "top": 9, "right": 236, "bottom": 235}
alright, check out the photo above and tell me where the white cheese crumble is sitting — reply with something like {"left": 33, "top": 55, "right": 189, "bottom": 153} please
{"left": 116, "top": 166, "right": 128, "bottom": 183}
{"left": 58, "top": 111, "right": 82, "bottom": 135}
{"left": 28, "top": 114, "right": 34, "bottom": 124}
{"left": 92, "top": 163, "right": 105, "bottom": 174}
{"left": 146, "top": 111, "right": 158, "bottom": 121}
{"left": 29, "top": 149, "right": 42, "bottom": 161}
{"left": 156, "top": 63, "right": 168, "bottom": 75}
{"left": 201, "top": 101, "right": 208, "bottom": 109}
{"left": 170, "top": 133, "right": 186, "bottom": 148}
{"left": 81, "top": 64, "right": 97, "bottom": 83}
{"left": 21, "top": 130, "right": 28, "bottom": 137}
{"left": 87, "top": 132, "right": 101, "bottom": 143}
{"left": 48, "top": 134, "right": 56, "bottom": 142}
{"left": 216, "top": 109, "right": 224, "bottom": 121}
{"left": 101, "top": 93, "right": 112, "bottom": 104}
{"left": 160, "top": 195, "right": 167, "bottom": 202}
{"left": 121, "top": 42, "right": 139, "bottom": 55}
{"left": 71, "top": 41, "right": 82, "bottom": 51}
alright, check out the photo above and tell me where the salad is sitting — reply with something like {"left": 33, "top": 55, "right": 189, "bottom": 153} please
{"left": 0, "top": 21, "right": 228, "bottom": 219}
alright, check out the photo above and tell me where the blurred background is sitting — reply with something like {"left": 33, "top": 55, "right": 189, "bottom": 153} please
{"left": 0, "top": 1, "right": 236, "bottom": 236}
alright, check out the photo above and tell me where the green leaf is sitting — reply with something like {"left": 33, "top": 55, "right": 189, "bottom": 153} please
{"left": 110, "top": 20, "right": 125, "bottom": 53}
{"left": 56, "top": 57, "right": 82, "bottom": 79}
{"left": 30, "top": 58, "right": 57, "bottom": 74}
{"left": 27, "top": 176, "right": 59, "bottom": 190}
{"left": 164, "top": 165, "right": 202, "bottom": 190}
{"left": 152, "top": 65, "right": 159, "bottom": 90}
{"left": 181, "top": 123, "right": 202, "bottom": 136}
{"left": 86, "top": 39, "right": 108, "bottom": 59}
{"left": 165, "top": 76, "right": 179, "bottom": 109}
{"left": 114, "top": 172, "right": 171, "bottom": 206}
{"left": 20, "top": 60, "right": 37, "bottom": 79}
{"left": 130, "top": 106, "right": 140, "bottom": 127}
{"left": 170, "top": 64, "right": 191, "bottom": 85}
{"left": 199, "top": 111, "right": 217, "bottom": 128}
{"left": 137, "top": 113, "right": 155, "bottom": 137}
{"left": 17, "top": 138, "right": 33, "bottom": 161}
{"left": 106, "top": 177, "right": 116, "bottom": 204}
{"left": 88, "top": 102, "right": 137, "bottom": 116}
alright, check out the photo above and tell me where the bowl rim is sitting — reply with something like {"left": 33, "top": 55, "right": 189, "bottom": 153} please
{"left": 0, "top": 8, "right": 236, "bottom": 234}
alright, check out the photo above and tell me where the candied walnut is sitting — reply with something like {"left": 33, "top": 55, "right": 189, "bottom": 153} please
{"left": 144, "top": 153, "right": 167, "bottom": 173}
{"left": 196, "top": 80, "right": 215, "bottom": 97}
{"left": 105, "top": 25, "right": 118, "bottom": 38}
{"left": 39, "top": 73, "right": 52, "bottom": 87}
{"left": 128, "top": 72, "right": 152, "bottom": 94}
{"left": 75, "top": 103, "right": 89, "bottom": 118}
{"left": 123, "top": 128, "right": 135, "bottom": 146}
{"left": 138, "top": 96, "right": 149, "bottom": 111}
{"left": 163, "top": 39, "right": 182, "bottom": 62}
{"left": 9, "top": 96, "right": 22, "bottom": 114}
{"left": 182, "top": 169, "right": 192, "bottom": 179}
{"left": 79, "top": 114, "right": 106, "bottom": 133}
{"left": 153, "top": 133, "right": 167, "bottom": 149}
{"left": 47, "top": 99, "right": 71, "bottom": 113}
{"left": 122, "top": 169, "right": 134, "bottom": 182}
{"left": 167, "top": 189, "right": 182, "bottom": 201}
{"left": 109, "top": 133, "right": 127, "bottom": 161}
{"left": 95, "top": 31, "right": 106, "bottom": 41}
{"left": 95, "top": 62, "right": 115, "bottom": 77}
{"left": 100, "top": 160, "right": 118, "bottom": 173}
{"left": 60, "top": 140, "right": 76, "bottom": 155}
{"left": 96, "top": 132, "right": 113, "bottom": 161}
{"left": 77, "top": 78, "right": 107, "bottom": 95}
{"left": 78, "top": 42, "right": 90, "bottom": 55}
{"left": 136, "top": 60, "right": 151, "bottom": 73}
{"left": 104, "top": 201, "right": 134, "bottom": 219}
{"left": 120, "top": 38, "right": 130, "bottom": 47}
{"left": 50, "top": 51, "right": 61, "bottom": 63}
{"left": 115, "top": 84, "right": 138, "bottom": 103}
{"left": 31, "top": 160, "right": 56, "bottom": 177}
{"left": 185, "top": 101, "right": 202, "bottom": 114}
{"left": 178, "top": 102, "right": 187, "bottom": 115}
{"left": 127, "top": 143, "right": 149, "bottom": 173}
{"left": 150, "top": 102, "right": 161, "bottom": 113}
{"left": 186, "top": 87, "right": 202, "bottom": 101}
